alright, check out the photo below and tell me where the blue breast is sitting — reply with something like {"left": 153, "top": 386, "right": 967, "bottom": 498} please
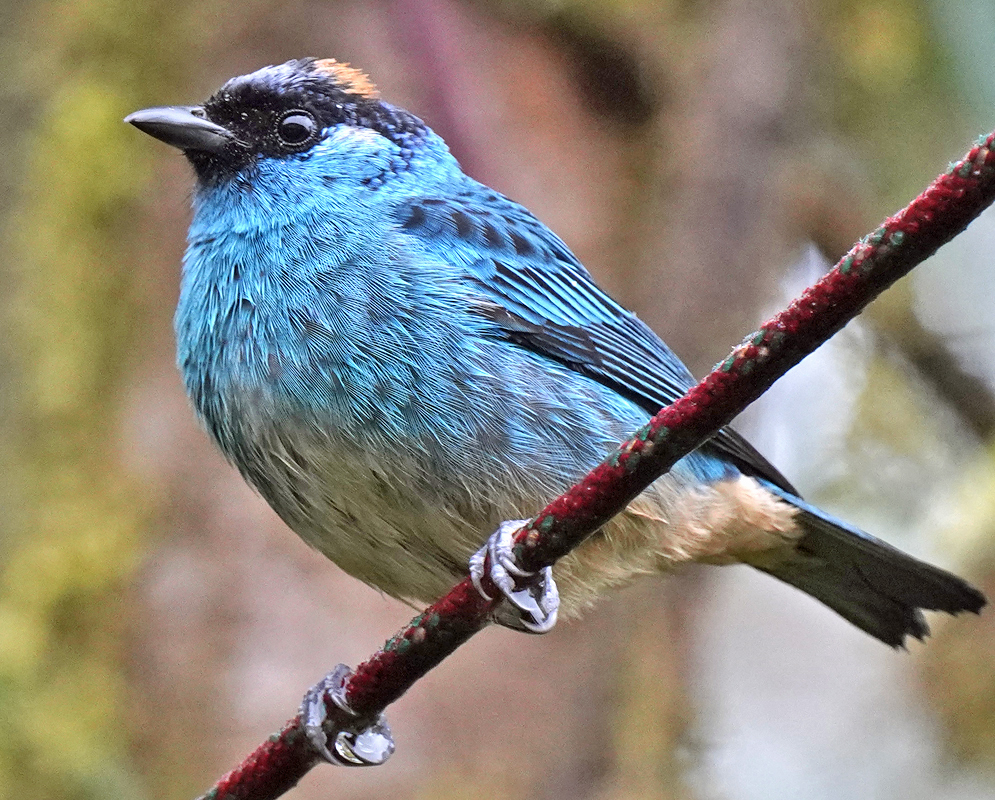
{"left": 174, "top": 151, "right": 736, "bottom": 531}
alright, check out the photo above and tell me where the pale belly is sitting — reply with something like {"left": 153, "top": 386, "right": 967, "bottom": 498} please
{"left": 215, "top": 399, "right": 801, "bottom": 618}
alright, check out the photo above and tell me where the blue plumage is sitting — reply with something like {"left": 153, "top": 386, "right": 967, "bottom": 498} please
{"left": 128, "top": 58, "right": 984, "bottom": 647}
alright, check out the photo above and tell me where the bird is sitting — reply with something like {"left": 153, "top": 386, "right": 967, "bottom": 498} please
{"left": 126, "top": 57, "right": 985, "bottom": 654}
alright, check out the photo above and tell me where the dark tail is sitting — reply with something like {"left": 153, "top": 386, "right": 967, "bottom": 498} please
{"left": 753, "top": 486, "right": 986, "bottom": 647}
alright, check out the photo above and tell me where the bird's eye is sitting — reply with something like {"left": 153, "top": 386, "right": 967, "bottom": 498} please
{"left": 277, "top": 111, "right": 318, "bottom": 147}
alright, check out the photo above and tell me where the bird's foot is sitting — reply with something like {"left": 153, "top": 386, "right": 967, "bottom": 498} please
{"left": 469, "top": 519, "right": 559, "bottom": 634}
{"left": 300, "top": 664, "right": 395, "bottom": 767}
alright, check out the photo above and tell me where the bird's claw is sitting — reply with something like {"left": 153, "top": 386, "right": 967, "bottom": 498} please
{"left": 469, "top": 519, "right": 559, "bottom": 634}
{"left": 300, "top": 664, "right": 395, "bottom": 767}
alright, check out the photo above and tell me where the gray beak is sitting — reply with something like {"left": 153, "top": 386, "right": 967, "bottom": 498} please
{"left": 125, "top": 105, "right": 234, "bottom": 153}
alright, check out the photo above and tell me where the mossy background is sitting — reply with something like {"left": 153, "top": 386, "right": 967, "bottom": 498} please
{"left": 1, "top": 1, "right": 994, "bottom": 799}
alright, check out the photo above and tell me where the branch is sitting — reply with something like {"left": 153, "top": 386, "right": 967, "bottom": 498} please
{"left": 196, "top": 130, "right": 995, "bottom": 800}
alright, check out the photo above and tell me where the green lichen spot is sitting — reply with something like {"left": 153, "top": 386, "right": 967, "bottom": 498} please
{"left": 889, "top": 230, "right": 904, "bottom": 246}
{"left": 751, "top": 331, "right": 766, "bottom": 346}
{"left": 626, "top": 451, "right": 640, "bottom": 470}
{"left": 396, "top": 637, "right": 411, "bottom": 654}
{"left": 428, "top": 612, "right": 441, "bottom": 628}
{"left": 959, "top": 161, "right": 972, "bottom": 178}
{"left": 839, "top": 254, "right": 855, "bottom": 274}
{"left": 720, "top": 355, "right": 735, "bottom": 372}
{"left": 739, "top": 359, "right": 755, "bottom": 375}
{"left": 539, "top": 516, "right": 555, "bottom": 533}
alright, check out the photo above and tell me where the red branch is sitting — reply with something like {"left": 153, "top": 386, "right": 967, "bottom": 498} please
{"left": 197, "top": 130, "right": 995, "bottom": 800}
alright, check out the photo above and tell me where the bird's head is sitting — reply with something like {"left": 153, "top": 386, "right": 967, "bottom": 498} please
{"left": 126, "top": 58, "right": 441, "bottom": 192}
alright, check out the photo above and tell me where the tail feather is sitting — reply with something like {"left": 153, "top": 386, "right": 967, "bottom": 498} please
{"left": 754, "top": 487, "right": 986, "bottom": 648}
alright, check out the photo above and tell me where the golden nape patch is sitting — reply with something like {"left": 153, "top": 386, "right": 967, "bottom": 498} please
{"left": 313, "top": 59, "right": 380, "bottom": 98}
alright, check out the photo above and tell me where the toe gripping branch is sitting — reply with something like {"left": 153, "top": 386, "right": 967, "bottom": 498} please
{"left": 470, "top": 519, "right": 560, "bottom": 633}
{"left": 301, "top": 664, "right": 395, "bottom": 767}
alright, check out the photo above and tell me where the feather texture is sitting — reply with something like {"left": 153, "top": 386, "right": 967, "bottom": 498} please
{"left": 129, "top": 58, "right": 985, "bottom": 646}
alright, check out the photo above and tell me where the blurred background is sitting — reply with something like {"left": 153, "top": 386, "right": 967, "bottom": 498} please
{"left": 2, "top": 0, "right": 995, "bottom": 798}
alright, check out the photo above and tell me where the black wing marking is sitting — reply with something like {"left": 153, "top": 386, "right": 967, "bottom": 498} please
{"left": 394, "top": 190, "right": 798, "bottom": 494}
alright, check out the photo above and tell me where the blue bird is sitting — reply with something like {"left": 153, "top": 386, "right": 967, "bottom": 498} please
{"left": 126, "top": 58, "right": 984, "bottom": 655}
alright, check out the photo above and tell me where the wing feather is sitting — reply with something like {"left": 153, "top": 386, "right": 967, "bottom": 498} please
{"left": 393, "top": 190, "right": 797, "bottom": 494}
